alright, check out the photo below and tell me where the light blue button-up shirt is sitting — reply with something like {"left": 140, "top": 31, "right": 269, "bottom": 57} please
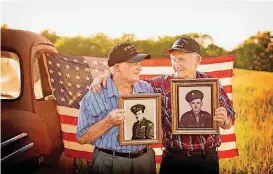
{"left": 76, "top": 77, "right": 154, "bottom": 153}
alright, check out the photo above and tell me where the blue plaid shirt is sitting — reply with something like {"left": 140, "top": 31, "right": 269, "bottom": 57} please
{"left": 76, "top": 77, "right": 154, "bottom": 153}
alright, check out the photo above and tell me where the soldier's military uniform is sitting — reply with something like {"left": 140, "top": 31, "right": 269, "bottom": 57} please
{"left": 179, "top": 110, "right": 212, "bottom": 128}
{"left": 179, "top": 90, "right": 212, "bottom": 128}
{"left": 131, "top": 104, "right": 154, "bottom": 140}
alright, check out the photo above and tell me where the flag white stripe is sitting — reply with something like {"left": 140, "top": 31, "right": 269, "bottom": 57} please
{"left": 63, "top": 140, "right": 94, "bottom": 152}
{"left": 140, "top": 62, "right": 233, "bottom": 75}
{"left": 57, "top": 106, "right": 79, "bottom": 117}
{"left": 219, "top": 78, "right": 232, "bottom": 86}
{"left": 218, "top": 142, "right": 237, "bottom": 151}
{"left": 154, "top": 148, "right": 163, "bottom": 156}
{"left": 219, "top": 126, "right": 235, "bottom": 135}
{"left": 61, "top": 124, "right": 77, "bottom": 133}
{"left": 227, "top": 93, "right": 232, "bottom": 100}
{"left": 198, "top": 62, "right": 234, "bottom": 72}
{"left": 141, "top": 67, "right": 174, "bottom": 75}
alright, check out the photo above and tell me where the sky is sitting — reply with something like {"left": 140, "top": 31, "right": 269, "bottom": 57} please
{"left": 1, "top": 0, "right": 273, "bottom": 50}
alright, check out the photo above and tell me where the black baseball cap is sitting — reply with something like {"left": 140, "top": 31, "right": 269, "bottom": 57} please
{"left": 164, "top": 36, "right": 201, "bottom": 56}
{"left": 108, "top": 43, "right": 151, "bottom": 67}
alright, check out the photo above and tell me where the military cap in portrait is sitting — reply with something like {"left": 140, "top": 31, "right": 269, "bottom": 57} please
{"left": 185, "top": 90, "right": 204, "bottom": 102}
{"left": 130, "top": 104, "right": 146, "bottom": 115}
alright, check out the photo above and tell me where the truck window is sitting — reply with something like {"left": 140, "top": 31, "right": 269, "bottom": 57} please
{"left": 33, "top": 52, "right": 53, "bottom": 100}
{"left": 1, "top": 50, "right": 21, "bottom": 100}
{"left": 33, "top": 53, "right": 44, "bottom": 99}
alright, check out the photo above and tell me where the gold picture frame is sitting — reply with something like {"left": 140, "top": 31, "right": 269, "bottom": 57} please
{"left": 118, "top": 93, "right": 162, "bottom": 145}
{"left": 171, "top": 78, "right": 219, "bottom": 134}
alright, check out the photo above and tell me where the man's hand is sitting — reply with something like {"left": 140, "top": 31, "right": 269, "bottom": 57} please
{"left": 90, "top": 74, "right": 109, "bottom": 93}
{"left": 214, "top": 107, "right": 228, "bottom": 127}
{"left": 77, "top": 108, "right": 125, "bottom": 144}
{"left": 105, "top": 109, "right": 125, "bottom": 126}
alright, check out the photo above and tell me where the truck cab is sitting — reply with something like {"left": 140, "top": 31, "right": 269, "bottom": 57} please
{"left": 1, "top": 29, "right": 74, "bottom": 173}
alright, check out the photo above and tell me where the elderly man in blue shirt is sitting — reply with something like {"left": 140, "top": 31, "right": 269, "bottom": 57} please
{"left": 76, "top": 43, "right": 156, "bottom": 174}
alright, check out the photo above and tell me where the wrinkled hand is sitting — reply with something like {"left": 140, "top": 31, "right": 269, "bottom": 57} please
{"left": 90, "top": 74, "right": 109, "bottom": 93}
{"left": 214, "top": 107, "right": 228, "bottom": 126}
{"left": 105, "top": 109, "right": 125, "bottom": 126}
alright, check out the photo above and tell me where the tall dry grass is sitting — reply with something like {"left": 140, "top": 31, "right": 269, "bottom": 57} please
{"left": 220, "top": 69, "right": 273, "bottom": 174}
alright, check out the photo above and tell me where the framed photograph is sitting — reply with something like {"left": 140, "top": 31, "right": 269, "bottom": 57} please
{"left": 118, "top": 93, "right": 162, "bottom": 145}
{"left": 171, "top": 78, "right": 219, "bottom": 134}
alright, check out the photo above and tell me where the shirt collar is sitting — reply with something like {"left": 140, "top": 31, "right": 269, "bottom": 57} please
{"left": 107, "top": 77, "right": 119, "bottom": 97}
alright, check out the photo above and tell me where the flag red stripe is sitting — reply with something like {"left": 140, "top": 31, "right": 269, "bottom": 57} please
{"left": 155, "top": 155, "right": 162, "bottom": 163}
{"left": 223, "top": 85, "right": 232, "bottom": 93}
{"left": 218, "top": 149, "right": 239, "bottom": 159}
{"left": 221, "top": 134, "right": 236, "bottom": 143}
{"left": 150, "top": 144, "right": 163, "bottom": 148}
{"left": 141, "top": 59, "right": 171, "bottom": 66}
{"left": 140, "top": 56, "right": 234, "bottom": 66}
{"left": 59, "top": 114, "right": 78, "bottom": 125}
{"left": 64, "top": 149, "right": 92, "bottom": 160}
{"left": 201, "top": 56, "right": 234, "bottom": 64}
{"left": 63, "top": 132, "right": 77, "bottom": 142}
{"left": 204, "top": 69, "right": 233, "bottom": 79}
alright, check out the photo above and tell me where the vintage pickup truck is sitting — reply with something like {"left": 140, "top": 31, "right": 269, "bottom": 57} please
{"left": 1, "top": 29, "right": 75, "bottom": 173}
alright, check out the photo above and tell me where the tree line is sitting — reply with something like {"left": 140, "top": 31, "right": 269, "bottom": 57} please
{"left": 39, "top": 29, "right": 273, "bottom": 72}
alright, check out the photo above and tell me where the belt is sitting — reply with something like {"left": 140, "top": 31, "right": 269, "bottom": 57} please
{"left": 165, "top": 147, "right": 216, "bottom": 156}
{"left": 98, "top": 147, "right": 148, "bottom": 158}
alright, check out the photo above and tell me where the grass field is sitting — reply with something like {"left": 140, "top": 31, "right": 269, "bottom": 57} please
{"left": 219, "top": 68, "right": 273, "bottom": 174}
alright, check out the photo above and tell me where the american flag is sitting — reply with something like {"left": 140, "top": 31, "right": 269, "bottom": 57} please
{"left": 45, "top": 53, "right": 238, "bottom": 163}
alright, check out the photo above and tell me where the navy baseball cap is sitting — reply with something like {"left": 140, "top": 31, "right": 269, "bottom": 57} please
{"left": 164, "top": 36, "right": 201, "bottom": 56}
{"left": 108, "top": 43, "right": 151, "bottom": 67}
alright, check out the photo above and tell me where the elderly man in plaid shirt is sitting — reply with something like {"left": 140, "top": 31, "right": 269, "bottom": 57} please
{"left": 91, "top": 37, "right": 235, "bottom": 174}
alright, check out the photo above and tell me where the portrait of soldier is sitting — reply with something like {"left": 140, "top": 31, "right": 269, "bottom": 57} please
{"left": 179, "top": 90, "right": 212, "bottom": 128}
{"left": 130, "top": 104, "right": 154, "bottom": 140}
